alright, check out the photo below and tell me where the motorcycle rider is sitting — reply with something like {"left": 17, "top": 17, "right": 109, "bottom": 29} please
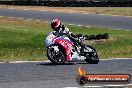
{"left": 51, "top": 19, "right": 86, "bottom": 55}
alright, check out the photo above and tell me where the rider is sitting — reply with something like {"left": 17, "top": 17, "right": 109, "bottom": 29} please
{"left": 51, "top": 19, "right": 86, "bottom": 54}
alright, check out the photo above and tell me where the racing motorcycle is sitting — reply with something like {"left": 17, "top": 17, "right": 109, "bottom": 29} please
{"left": 45, "top": 32, "right": 108, "bottom": 64}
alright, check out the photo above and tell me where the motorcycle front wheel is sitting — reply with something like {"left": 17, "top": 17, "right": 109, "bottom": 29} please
{"left": 47, "top": 45, "right": 66, "bottom": 64}
{"left": 85, "top": 45, "right": 99, "bottom": 64}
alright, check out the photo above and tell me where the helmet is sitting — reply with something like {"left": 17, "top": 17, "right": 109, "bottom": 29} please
{"left": 51, "top": 19, "right": 61, "bottom": 31}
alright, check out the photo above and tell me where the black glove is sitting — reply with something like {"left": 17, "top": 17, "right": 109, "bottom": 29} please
{"left": 96, "top": 33, "right": 109, "bottom": 40}
{"left": 76, "top": 34, "right": 82, "bottom": 37}
{"left": 61, "top": 24, "right": 65, "bottom": 31}
{"left": 70, "top": 33, "right": 77, "bottom": 38}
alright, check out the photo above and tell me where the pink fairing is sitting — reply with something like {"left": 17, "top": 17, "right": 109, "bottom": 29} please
{"left": 55, "top": 39, "right": 74, "bottom": 61}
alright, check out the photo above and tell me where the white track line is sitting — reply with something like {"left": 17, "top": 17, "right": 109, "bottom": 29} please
{"left": 100, "top": 58, "right": 132, "bottom": 61}
{"left": 104, "top": 85, "right": 128, "bottom": 87}
{"left": 8, "top": 17, "right": 15, "bottom": 19}
{"left": 83, "top": 13, "right": 88, "bottom": 15}
{"left": 68, "top": 24, "right": 91, "bottom": 28}
{"left": 111, "top": 15, "right": 120, "bottom": 17}
{"left": 0, "top": 16, "right": 48, "bottom": 23}
{"left": 86, "top": 25, "right": 91, "bottom": 28}
{"left": 18, "top": 17, "right": 25, "bottom": 20}
{"left": 23, "top": 9, "right": 29, "bottom": 11}
{"left": 99, "top": 14, "right": 132, "bottom": 18}
{"left": 0, "top": 16, "right": 4, "bottom": 17}
{"left": 35, "top": 20, "right": 41, "bottom": 22}
{"left": 68, "top": 12, "right": 74, "bottom": 14}
{"left": 64, "top": 84, "right": 132, "bottom": 88}
{"left": 68, "top": 24, "right": 74, "bottom": 26}
{"left": 77, "top": 25, "right": 82, "bottom": 27}
{"left": 40, "top": 10, "right": 47, "bottom": 12}
{"left": 63, "top": 87, "right": 79, "bottom": 88}
{"left": 9, "top": 8, "right": 15, "bottom": 9}
{"left": 9, "top": 60, "right": 50, "bottom": 63}
{"left": 26, "top": 19, "right": 33, "bottom": 21}
{"left": 84, "top": 86, "right": 104, "bottom": 88}
{"left": 126, "top": 16, "right": 132, "bottom": 18}
{"left": 0, "top": 58, "right": 131, "bottom": 64}
{"left": 99, "top": 14, "right": 107, "bottom": 16}
{"left": 0, "top": 60, "right": 50, "bottom": 64}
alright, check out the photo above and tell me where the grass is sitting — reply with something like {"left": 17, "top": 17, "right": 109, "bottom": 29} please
{"left": 1, "top": 6, "right": 132, "bottom": 16}
{"left": 0, "top": 17, "right": 132, "bottom": 62}
{"left": 0, "top": 17, "right": 50, "bottom": 62}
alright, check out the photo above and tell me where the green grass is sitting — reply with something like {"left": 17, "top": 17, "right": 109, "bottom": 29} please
{"left": 0, "top": 17, "right": 50, "bottom": 62}
{"left": 0, "top": 17, "right": 132, "bottom": 62}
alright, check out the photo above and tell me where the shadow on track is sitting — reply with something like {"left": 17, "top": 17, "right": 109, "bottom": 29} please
{"left": 37, "top": 62, "right": 76, "bottom": 66}
{"left": 37, "top": 61, "right": 89, "bottom": 66}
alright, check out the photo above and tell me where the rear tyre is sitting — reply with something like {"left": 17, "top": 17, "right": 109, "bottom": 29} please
{"left": 85, "top": 45, "right": 99, "bottom": 64}
{"left": 47, "top": 45, "right": 66, "bottom": 64}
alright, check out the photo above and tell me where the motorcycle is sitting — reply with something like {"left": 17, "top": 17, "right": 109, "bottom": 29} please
{"left": 45, "top": 32, "right": 107, "bottom": 64}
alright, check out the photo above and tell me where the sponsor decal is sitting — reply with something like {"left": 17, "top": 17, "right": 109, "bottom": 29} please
{"left": 76, "top": 66, "right": 131, "bottom": 86}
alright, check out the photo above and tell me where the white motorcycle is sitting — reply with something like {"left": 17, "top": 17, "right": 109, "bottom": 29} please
{"left": 44, "top": 31, "right": 106, "bottom": 64}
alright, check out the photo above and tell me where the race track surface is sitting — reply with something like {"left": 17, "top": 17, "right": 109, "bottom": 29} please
{"left": 0, "top": 59, "right": 132, "bottom": 88}
{"left": 0, "top": 8, "right": 132, "bottom": 30}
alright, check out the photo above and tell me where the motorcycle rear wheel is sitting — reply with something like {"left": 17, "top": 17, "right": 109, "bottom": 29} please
{"left": 47, "top": 45, "right": 66, "bottom": 64}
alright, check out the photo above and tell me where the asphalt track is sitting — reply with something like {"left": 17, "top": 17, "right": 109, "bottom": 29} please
{"left": 0, "top": 59, "right": 132, "bottom": 88}
{"left": 0, "top": 8, "right": 132, "bottom": 30}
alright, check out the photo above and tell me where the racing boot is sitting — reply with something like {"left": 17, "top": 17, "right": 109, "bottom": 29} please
{"left": 80, "top": 43, "right": 87, "bottom": 56}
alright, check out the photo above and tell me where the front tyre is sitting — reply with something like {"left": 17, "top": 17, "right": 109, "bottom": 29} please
{"left": 85, "top": 45, "right": 99, "bottom": 64}
{"left": 47, "top": 45, "right": 66, "bottom": 64}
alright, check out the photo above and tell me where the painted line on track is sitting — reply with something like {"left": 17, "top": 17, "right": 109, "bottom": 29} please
{"left": 66, "top": 11, "right": 132, "bottom": 18}
{"left": 35, "top": 19, "right": 41, "bottom": 21}
{"left": 77, "top": 25, "right": 83, "bottom": 27}
{"left": 9, "top": 8, "right": 15, "bottom": 9}
{"left": 83, "top": 86, "right": 104, "bottom": 88}
{"left": 0, "top": 16, "right": 4, "bottom": 17}
{"left": 7, "top": 17, "right": 15, "bottom": 19}
{"left": 100, "top": 58, "right": 132, "bottom": 60}
{"left": 68, "top": 12, "right": 74, "bottom": 14}
{"left": 68, "top": 24, "right": 74, "bottom": 26}
{"left": 62, "top": 87, "right": 79, "bottom": 88}
{"left": 17, "top": 17, "right": 25, "bottom": 20}
{"left": 23, "top": 9, "right": 29, "bottom": 11}
{"left": 0, "top": 58, "right": 131, "bottom": 64}
{"left": 25, "top": 18, "right": 34, "bottom": 21}
{"left": 83, "top": 13, "right": 89, "bottom": 15}
{"left": 40, "top": 10, "right": 47, "bottom": 12}
{"left": 85, "top": 25, "right": 91, "bottom": 28}
{"left": 9, "top": 60, "right": 50, "bottom": 64}
{"left": 98, "top": 14, "right": 132, "bottom": 18}
{"left": 64, "top": 84, "right": 132, "bottom": 88}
